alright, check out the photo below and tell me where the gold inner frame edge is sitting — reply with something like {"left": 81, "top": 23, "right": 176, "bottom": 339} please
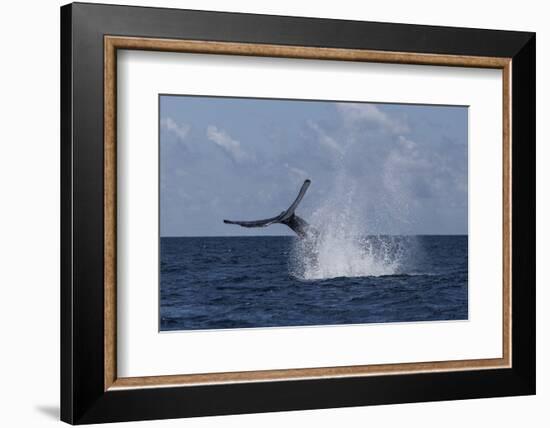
{"left": 104, "top": 36, "right": 512, "bottom": 391}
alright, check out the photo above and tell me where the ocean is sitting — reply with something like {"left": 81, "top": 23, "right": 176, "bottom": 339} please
{"left": 160, "top": 235, "right": 468, "bottom": 331}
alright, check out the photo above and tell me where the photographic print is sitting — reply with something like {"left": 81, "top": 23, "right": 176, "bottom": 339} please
{"left": 62, "top": 7, "right": 534, "bottom": 421}
{"left": 159, "top": 95, "right": 468, "bottom": 331}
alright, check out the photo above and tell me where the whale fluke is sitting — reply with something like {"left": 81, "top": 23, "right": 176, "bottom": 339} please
{"left": 223, "top": 179, "right": 316, "bottom": 238}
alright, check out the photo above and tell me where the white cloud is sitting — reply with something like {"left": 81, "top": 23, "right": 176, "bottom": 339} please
{"left": 336, "top": 103, "right": 409, "bottom": 134}
{"left": 161, "top": 117, "right": 190, "bottom": 140}
{"left": 398, "top": 135, "right": 417, "bottom": 150}
{"left": 307, "top": 120, "right": 344, "bottom": 155}
{"left": 206, "top": 125, "right": 251, "bottom": 163}
{"left": 284, "top": 163, "right": 308, "bottom": 179}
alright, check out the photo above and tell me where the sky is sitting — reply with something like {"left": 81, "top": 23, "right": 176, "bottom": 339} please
{"left": 160, "top": 95, "right": 468, "bottom": 236}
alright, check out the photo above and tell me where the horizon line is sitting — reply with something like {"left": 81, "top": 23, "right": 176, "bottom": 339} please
{"left": 160, "top": 233, "right": 468, "bottom": 238}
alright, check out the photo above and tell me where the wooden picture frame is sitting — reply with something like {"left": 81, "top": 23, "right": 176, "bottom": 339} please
{"left": 61, "top": 2, "right": 535, "bottom": 424}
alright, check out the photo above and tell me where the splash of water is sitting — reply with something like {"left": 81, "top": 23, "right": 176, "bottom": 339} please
{"left": 290, "top": 183, "right": 409, "bottom": 280}
{"left": 291, "top": 232, "right": 407, "bottom": 280}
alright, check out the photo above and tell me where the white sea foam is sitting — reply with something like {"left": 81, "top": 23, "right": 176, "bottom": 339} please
{"left": 290, "top": 182, "right": 410, "bottom": 280}
{"left": 292, "top": 233, "right": 406, "bottom": 280}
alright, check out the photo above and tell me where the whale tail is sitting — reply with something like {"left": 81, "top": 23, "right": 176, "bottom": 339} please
{"left": 223, "top": 179, "right": 316, "bottom": 238}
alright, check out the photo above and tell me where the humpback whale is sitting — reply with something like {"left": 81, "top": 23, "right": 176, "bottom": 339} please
{"left": 224, "top": 179, "right": 317, "bottom": 239}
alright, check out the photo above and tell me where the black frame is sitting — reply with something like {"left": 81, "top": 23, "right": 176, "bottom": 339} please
{"left": 61, "top": 2, "right": 535, "bottom": 424}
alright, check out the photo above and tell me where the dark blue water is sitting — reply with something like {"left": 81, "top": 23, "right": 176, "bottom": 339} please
{"left": 160, "top": 236, "right": 467, "bottom": 331}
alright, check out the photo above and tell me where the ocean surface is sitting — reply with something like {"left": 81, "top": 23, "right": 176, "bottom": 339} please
{"left": 160, "top": 235, "right": 468, "bottom": 331}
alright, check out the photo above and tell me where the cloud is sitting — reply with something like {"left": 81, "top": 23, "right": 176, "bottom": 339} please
{"left": 284, "top": 163, "right": 309, "bottom": 179}
{"left": 161, "top": 117, "right": 190, "bottom": 140}
{"left": 206, "top": 125, "right": 252, "bottom": 163}
{"left": 307, "top": 120, "right": 344, "bottom": 155}
{"left": 398, "top": 135, "right": 417, "bottom": 150}
{"left": 336, "top": 103, "right": 409, "bottom": 134}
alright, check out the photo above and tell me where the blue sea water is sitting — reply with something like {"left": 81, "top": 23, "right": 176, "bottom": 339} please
{"left": 160, "top": 235, "right": 467, "bottom": 331}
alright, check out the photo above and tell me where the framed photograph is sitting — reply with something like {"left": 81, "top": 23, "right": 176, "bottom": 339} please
{"left": 60, "top": 2, "right": 535, "bottom": 424}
